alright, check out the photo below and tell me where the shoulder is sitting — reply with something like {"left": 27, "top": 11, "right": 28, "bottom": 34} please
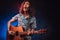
{"left": 14, "top": 14, "right": 19, "bottom": 17}
{"left": 14, "top": 13, "right": 22, "bottom": 17}
{"left": 31, "top": 16, "right": 36, "bottom": 21}
{"left": 32, "top": 16, "right": 36, "bottom": 20}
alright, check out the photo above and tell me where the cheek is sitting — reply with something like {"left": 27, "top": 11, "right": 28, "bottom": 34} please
{"left": 23, "top": 5, "right": 25, "bottom": 7}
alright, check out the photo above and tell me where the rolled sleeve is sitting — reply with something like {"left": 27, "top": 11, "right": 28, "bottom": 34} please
{"left": 12, "top": 14, "right": 19, "bottom": 20}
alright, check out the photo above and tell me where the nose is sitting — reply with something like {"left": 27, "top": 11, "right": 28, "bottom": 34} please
{"left": 25, "top": 3, "right": 30, "bottom": 7}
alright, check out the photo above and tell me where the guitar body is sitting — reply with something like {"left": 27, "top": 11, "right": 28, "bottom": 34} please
{"left": 6, "top": 26, "right": 47, "bottom": 40}
{"left": 10, "top": 26, "right": 23, "bottom": 32}
{"left": 6, "top": 26, "right": 24, "bottom": 40}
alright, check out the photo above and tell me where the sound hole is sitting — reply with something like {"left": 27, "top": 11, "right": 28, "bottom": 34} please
{"left": 15, "top": 31, "right": 19, "bottom": 36}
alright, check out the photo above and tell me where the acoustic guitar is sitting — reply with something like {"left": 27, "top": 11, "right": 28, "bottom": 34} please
{"left": 6, "top": 26, "right": 46, "bottom": 40}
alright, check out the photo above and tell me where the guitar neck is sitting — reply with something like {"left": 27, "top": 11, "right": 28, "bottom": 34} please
{"left": 19, "top": 31, "right": 27, "bottom": 35}
{"left": 19, "top": 29, "right": 46, "bottom": 35}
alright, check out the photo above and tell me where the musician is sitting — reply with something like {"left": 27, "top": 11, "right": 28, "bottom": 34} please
{"left": 8, "top": 0, "right": 37, "bottom": 40}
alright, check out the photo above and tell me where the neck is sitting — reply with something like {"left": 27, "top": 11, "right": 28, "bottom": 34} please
{"left": 23, "top": 11, "right": 29, "bottom": 16}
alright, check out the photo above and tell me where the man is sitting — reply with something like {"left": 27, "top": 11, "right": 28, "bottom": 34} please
{"left": 8, "top": 0, "right": 36, "bottom": 40}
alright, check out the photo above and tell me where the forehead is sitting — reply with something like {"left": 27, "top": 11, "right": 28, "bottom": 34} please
{"left": 25, "top": 1, "right": 30, "bottom": 4}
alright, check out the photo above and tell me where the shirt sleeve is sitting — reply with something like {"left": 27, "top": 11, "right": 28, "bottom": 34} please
{"left": 32, "top": 17, "right": 37, "bottom": 29}
{"left": 12, "top": 14, "right": 19, "bottom": 20}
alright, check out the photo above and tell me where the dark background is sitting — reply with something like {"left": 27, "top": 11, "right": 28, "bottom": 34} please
{"left": 0, "top": 0, "right": 58, "bottom": 40}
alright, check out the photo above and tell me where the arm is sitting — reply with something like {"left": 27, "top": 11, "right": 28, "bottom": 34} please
{"left": 8, "top": 19, "right": 15, "bottom": 30}
{"left": 8, "top": 14, "right": 18, "bottom": 30}
{"left": 30, "top": 17, "right": 37, "bottom": 34}
{"left": 27, "top": 17, "right": 37, "bottom": 35}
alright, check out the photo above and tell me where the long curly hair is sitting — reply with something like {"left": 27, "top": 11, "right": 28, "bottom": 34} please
{"left": 19, "top": 0, "right": 35, "bottom": 17}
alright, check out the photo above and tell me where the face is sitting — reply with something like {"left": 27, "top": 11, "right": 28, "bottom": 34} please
{"left": 23, "top": 1, "right": 30, "bottom": 11}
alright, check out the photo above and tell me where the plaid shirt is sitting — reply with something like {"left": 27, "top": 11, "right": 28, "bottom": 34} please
{"left": 12, "top": 13, "right": 37, "bottom": 30}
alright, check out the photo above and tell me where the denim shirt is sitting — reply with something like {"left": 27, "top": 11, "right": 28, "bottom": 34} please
{"left": 12, "top": 13, "right": 37, "bottom": 30}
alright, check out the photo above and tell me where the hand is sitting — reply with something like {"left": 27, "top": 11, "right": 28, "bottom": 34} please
{"left": 30, "top": 29, "right": 34, "bottom": 34}
{"left": 27, "top": 30, "right": 31, "bottom": 35}
{"left": 8, "top": 31, "right": 15, "bottom": 35}
{"left": 27, "top": 29, "right": 34, "bottom": 35}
